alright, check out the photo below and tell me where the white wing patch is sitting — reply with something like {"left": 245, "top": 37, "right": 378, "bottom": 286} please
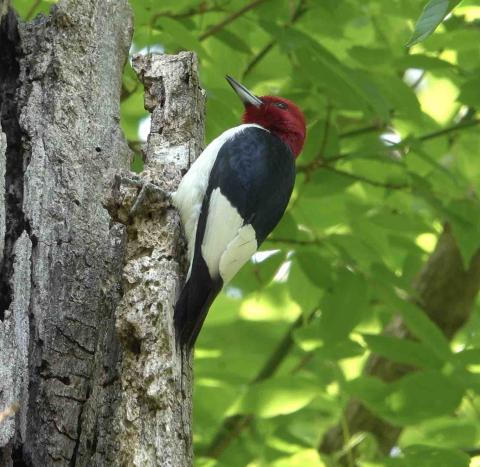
{"left": 173, "top": 123, "right": 265, "bottom": 270}
{"left": 219, "top": 224, "right": 257, "bottom": 284}
{"left": 201, "top": 188, "right": 241, "bottom": 278}
{"left": 201, "top": 189, "right": 258, "bottom": 283}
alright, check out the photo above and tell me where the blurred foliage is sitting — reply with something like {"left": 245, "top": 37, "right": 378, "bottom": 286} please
{"left": 12, "top": 0, "right": 480, "bottom": 465}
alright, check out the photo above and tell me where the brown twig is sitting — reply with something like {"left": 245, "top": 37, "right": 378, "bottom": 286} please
{"left": 339, "top": 124, "right": 385, "bottom": 139}
{"left": 242, "top": 0, "right": 307, "bottom": 78}
{"left": 419, "top": 118, "right": 480, "bottom": 142}
{"left": 266, "top": 237, "right": 322, "bottom": 246}
{"left": 26, "top": 0, "right": 41, "bottom": 20}
{"left": 297, "top": 117, "right": 480, "bottom": 176}
{"left": 322, "top": 166, "right": 409, "bottom": 190}
{"left": 151, "top": 2, "right": 226, "bottom": 24}
{"left": 199, "top": 0, "right": 268, "bottom": 42}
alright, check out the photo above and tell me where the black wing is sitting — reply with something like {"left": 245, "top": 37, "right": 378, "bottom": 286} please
{"left": 174, "top": 127, "right": 295, "bottom": 350}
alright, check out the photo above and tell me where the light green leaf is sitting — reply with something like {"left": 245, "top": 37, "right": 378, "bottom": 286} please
{"left": 272, "top": 449, "right": 325, "bottom": 467}
{"left": 273, "top": 26, "right": 390, "bottom": 118}
{"left": 155, "top": 17, "right": 209, "bottom": 58}
{"left": 347, "top": 370, "right": 464, "bottom": 425}
{"left": 318, "top": 269, "right": 368, "bottom": 342}
{"left": 407, "top": 0, "right": 462, "bottom": 47}
{"left": 389, "top": 445, "right": 470, "bottom": 467}
{"left": 228, "top": 376, "right": 320, "bottom": 418}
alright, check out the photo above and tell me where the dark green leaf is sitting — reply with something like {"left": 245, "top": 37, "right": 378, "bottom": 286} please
{"left": 362, "top": 334, "right": 443, "bottom": 369}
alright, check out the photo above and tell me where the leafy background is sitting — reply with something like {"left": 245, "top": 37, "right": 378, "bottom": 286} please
{"left": 12, "top": 0, "right": 480, "bottom": 465}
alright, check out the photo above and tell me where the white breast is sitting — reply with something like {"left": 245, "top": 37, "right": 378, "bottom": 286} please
{"left": 172, "top": 123, "right": 263, "bottom": 273}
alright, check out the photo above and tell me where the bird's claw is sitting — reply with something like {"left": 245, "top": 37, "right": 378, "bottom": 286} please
{"left": 105, "top": 174, "right": 172, "bottom": 224}
{"left": 129, "top": 180, "right": 172, "bottom": 217}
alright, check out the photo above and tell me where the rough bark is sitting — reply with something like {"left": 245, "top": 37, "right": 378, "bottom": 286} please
{"left": 0, "top": 1, "right": 132, "bottom": 465}
{"left": 319, "top": 225, "right": 480, "bottom": 460}
{"left": 0, "top": 2, "right": 206, "bottom": 466}
{"left": 108, "top": 53, "right": 205, "bottom": 466}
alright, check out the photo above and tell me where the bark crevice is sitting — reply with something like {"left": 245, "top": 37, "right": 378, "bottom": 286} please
{"left": 0, "top": 1, "right": 134, "bottom": 465}
{"left": 0, "top": 9, "right": 27, "bottom": 321}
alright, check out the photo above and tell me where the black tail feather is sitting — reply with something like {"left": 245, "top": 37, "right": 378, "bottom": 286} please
{"left": 174, "top": 254, "right": 222, "bottom": 351}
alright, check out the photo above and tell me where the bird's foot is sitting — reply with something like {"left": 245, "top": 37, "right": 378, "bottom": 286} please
{"left": 128, "top": 178, "right": 172, "bottom": 217}
{"left": 105, "top": 174, "right": 172, "bottom": 224}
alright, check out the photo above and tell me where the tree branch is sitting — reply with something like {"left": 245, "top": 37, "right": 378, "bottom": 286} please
{"left": 242, "top": 42, "right": 274, "bottom": 79}
{"left": 297, "top": 117, "right": 480, "bottom": 176}
{"left": 152, "top": 3, "right": 226, "bottom": 22}
{"left": 319, "top": 225, "right": 480, "bottom": 461}
{"left": 242, "top": 0, "right": 307, "bottom": 78}
{"left": 266, "top": 237, "right": 322, "bottom": 247}
{"left": 339, "top": 123, "right": 385, "bottom": 139}
{"left": 199, "top": 0, "right": 268, "bottom": 42}
{"left": 419, "top": 118, "right": 480, "bottom": 142}
{"left": 298, "top": 165, "right": 410, "bottom": 190}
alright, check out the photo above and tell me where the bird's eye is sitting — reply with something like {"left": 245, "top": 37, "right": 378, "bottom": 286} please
{"left": 275, "top": 102, "right": 288, "bottom": 110}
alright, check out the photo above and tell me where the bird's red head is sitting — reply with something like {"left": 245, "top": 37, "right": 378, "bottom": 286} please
{"left": 226, "top": 76, "right": 306, "bottom": 158}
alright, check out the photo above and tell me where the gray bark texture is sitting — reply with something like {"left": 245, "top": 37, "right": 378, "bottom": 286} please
{"left": 0, "top": 1, "right": 204, "bottom": 466}
{"left": 108, "top": 53, "right": 205, "bottom": 466}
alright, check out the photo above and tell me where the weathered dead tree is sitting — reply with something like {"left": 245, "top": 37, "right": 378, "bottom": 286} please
{"left": 0, "top": 1, "right": 203, "bottom": 466}
{"left": 108, "top": 53, "right": 205, "bottom": 466}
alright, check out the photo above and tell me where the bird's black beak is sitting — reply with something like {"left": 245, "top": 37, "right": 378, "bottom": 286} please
{"left": 226, "top": 75, "right": 262, "bottom": 108}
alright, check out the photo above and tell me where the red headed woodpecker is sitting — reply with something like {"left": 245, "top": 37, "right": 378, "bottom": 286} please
{"left": 173, "top": 76, "right": 306, "bottom": 350}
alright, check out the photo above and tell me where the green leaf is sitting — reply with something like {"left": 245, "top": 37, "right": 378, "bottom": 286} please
{"left": 407, "top": 0, "right": 462, "bottom": 47}
{"left": 318, "top": 269, "right": 368, "bottom": 342}
{"left": 391, "top": 296, "right": 452, "bottom": 361}
{"left": 362, "top": 334, "right": 443, "bottom": 369}
{"left": 273, "top": 26, "right": 389, "bottom": 118}
{"left": 229, "top": 376, "right": 320, "bottom": 418}
{"left": 458, "top": 76, "right": 480, "bottom": 107}
{"left": 295, "top": 249, "right": 333, "bottom": 288}
{"left": 453, "top": 348, "right": 480, "bottom": 366}
{"left": 445, "top": 199, "right": 480, "bottom": 265}
{"left": 389, "top": 445, "right": 470, "bottom": 467}
{"left": 213, "top": 30, "right": 252, "bottom": 55}
{"left": 395, "top": 54, "right": 456, "bottom": 70}
{"left": 287, "top": 262, "right": 323, "bottom": 313}
{"left": 294, "top": 319, "right": 364, "bottom": 359}
{"left": 402, "top": 418, "right": 480, "bottom": 450}
{"left": 272, "top": 449, "right": 325, "bottom": 467}
{"left": 347, "top": 370, "right": 465, "bottom": 425}
{"left": 154, "top": 17, "right": 209, "bottom": 58}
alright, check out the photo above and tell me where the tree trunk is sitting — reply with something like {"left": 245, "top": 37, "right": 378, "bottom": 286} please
{"left": 110, "top": 53, "right": 205, "bottom": 467}
{"left": 0, "top": 1, "right": 204, "bottom": 466}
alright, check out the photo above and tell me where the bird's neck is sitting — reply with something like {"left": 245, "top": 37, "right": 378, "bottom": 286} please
{"left": 269, "top": 127, "right": 302, "bottom": 158}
